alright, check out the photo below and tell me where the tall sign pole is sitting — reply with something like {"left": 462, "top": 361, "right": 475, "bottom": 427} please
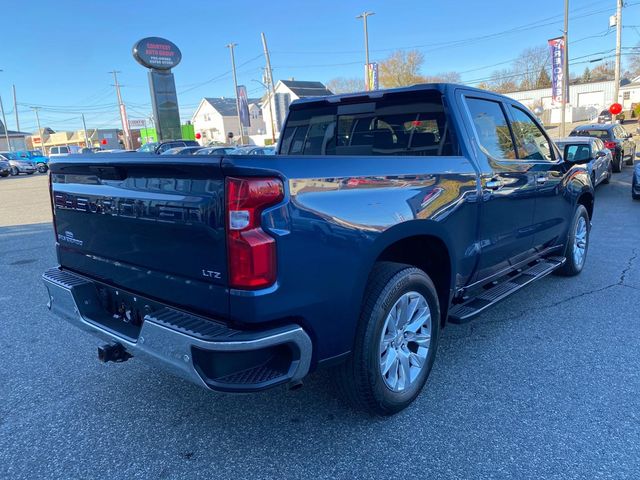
{"left": 110, "top": 70, "right": 132, "bottom": 149}
{"left": 31, "top": 107, "right": 43, "bottom": 153}
{"left": 559, "top": 0, "right": 569, "bottom": 137}
{"left": 132, "top": 37, "right": 183, "bottom": 141}
{"left": 261, "top": 32, "right": 277, "bottom": 142}
{"left": 356, "top": 11, "right": 375, "bottom": 90}
{"left": 12, "top": 85, "right": 19, "bottom": 131}
{"left": 0, "top": 95, "right": 11, "bottom": 151}
{"left": 226, "top": 43, "right": 245, "bottom": 143}
{"left": 613, "top": 0, "right": 623, "bottom": 120}
{"left": 81, "top": 114, "right": 90, "bottom": 148}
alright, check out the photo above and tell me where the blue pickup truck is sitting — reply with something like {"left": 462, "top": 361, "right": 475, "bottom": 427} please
{"left": 42, "top": 84, "right": 594, "bottom": 415}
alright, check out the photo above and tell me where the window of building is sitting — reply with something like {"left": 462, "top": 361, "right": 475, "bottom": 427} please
{"left": 623, "top": 91, "right": 630, "bottom": 100}
{"left": 465, "top": 97, "right": 516, "bottom": 160}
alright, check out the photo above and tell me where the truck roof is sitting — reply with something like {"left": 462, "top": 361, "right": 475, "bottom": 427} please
{"left": 289, "top": 83, "right": 488, "bottom": 109}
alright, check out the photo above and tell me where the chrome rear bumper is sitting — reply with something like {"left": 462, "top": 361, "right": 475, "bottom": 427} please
{"left": 42, "top": 267, "right": 312, "bottom": 392}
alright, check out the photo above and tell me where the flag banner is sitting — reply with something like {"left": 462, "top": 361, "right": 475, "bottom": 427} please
{"left": 365, "top": 63, "right": 379, "bottom": 91}
{"left": 237, "top": 85, "right": 251, "bottom": 128}
{"left": 548, "top": 37, "right": 565, "bottom": 105}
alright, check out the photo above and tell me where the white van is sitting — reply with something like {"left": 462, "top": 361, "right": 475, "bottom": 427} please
{"left": 49, "top": 145, "right": 82, "bottom": 158}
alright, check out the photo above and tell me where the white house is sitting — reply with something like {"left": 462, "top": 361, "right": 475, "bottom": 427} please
{"left": 260, "top": 80, "right": 333, "bottom": 141}
{"left": 505, "top": 78, "right": 640, "bottom": 123}
{"left": 191, "top": 97, "right": 266, "bottom": 145}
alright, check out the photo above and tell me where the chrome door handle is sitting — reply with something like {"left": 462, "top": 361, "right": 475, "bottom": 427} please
{"left": 486, "top": 179, "right": 502, "bottom": 190}
{"left": 536, "top": 176, "right": 547, "bottom": 185}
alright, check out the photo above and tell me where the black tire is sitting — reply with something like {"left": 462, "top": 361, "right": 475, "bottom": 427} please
{"left": 0, "top": 172, "right": 8, "bottom": 178}
{"left": 613, "top": 153, "right": 623, "bottom": 173}
{"left": 10, "top": 166, "right": 18, "bottom": 176}
{"left": 37, "top": 164, "right": 48, "bottom": 174}
{"left": 556, "top": 205, "right": 590, "bottom": 277}
{"left": 335, "top": 262, "right": 441, "bottom": 416}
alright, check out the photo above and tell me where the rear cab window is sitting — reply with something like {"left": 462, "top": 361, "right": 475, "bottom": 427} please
{"left": 279, "top": 90, "right": 460, "bottom": 156}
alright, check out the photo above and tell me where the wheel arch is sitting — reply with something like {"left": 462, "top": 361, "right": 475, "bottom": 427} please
{"left": 360, "top": 221, "right": 456, "bottom": 328}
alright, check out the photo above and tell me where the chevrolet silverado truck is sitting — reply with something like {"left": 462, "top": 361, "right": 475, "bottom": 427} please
{"left": 43, "top": 84, "right": 594, "bottom": 415}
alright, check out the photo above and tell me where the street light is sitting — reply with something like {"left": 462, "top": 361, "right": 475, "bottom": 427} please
{"left": 252, "top": 79, "right": 276, "bottom": 144}
{"left": 356, "top": 11, "right": 375, "bottom": 89}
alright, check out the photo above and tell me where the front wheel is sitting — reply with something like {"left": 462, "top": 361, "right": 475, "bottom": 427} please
{"left": 335, "top": 262, "right": 440, "bottom": 416}
{"left": 602, "top": 162, "right": 612, "bottom": 184}
{"left": 10, "top": 166, "right": 18, "bottom": 176}
{"left": 613, "top": 153, "right": 623, "bottom": 173}
{"left": 556, "top": 205, "right": 590, "bottom": 276}
{"left": 37, "top": 164, "right": 48, "bottom": 173}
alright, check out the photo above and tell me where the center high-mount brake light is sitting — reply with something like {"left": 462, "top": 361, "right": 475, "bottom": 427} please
{"left": 226, "top": 177, "right": 284, "bottom": 289}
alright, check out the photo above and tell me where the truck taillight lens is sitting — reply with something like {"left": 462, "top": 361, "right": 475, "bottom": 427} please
{"left": 604, "top": 141, "right": 617, "bottom": 150}
{"left": 226, "top": 177, "right": 284, "bottom": 289}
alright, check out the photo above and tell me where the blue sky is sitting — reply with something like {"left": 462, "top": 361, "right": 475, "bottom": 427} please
{"left": 1, "top": 0, "right": 639, "bottom": 133}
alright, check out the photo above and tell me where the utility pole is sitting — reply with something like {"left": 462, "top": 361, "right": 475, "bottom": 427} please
{"left": 356, "top": 11, "right": 375, "bottom": 89}
{"left": 226, "top": 43, "right": 245, "bottom": 144}
{"left": 12, "top": 85, "right": 19, "bottom": 131}
{"left": 110, "top": 70, "right": 132, "bottom": 149}
{"left": 613, "top": 0, "right": 623, "bottom": 121}
{"left": 261, "top": 32, "right": 277, "bottom": 143}
{"left": 81, "top": 114, "right": 90, "bottom": 149}
{"left": 0, "top": 95, "right": 10, "bottom": 151}
{"left": 560, "top": 0, "right": 569, "bottom": 137}
{"left": 31, "top": 107, "right": 43, "bottom": 154}
{"left": 253, "top": 76, "right": 276, "bottom": 144}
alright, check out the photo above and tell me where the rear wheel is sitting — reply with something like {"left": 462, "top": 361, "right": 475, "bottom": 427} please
{"left": 335, "top": 262, "right": 440, "bottom": 416}
{"left": 37, "top": 163, "right": 48, "bottom": 173}
{"left": 556, "top": 205, "right": 590, "bottom": 276}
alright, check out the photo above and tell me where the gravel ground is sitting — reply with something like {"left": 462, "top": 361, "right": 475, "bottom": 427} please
{"left": 0, "top": 168, "right": 639, "bottom": 480}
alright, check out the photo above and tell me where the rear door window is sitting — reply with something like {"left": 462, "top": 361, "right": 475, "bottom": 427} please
{"left": 464, "top": 97, "right": 516, "bottom": 160}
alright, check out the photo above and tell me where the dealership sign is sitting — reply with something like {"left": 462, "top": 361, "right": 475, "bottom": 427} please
{"left": 365, "top": 63, "right": 378, "bottom": 91}
{"left": 548, "top": 37, "right": 566, "bottom": 105}
{"left": 132, "top": 37, "right": 182, "bottom": 70}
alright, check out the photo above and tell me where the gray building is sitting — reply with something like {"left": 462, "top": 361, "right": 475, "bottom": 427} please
{"left": 0, "top": 119, "right": 29, "bottom": 151}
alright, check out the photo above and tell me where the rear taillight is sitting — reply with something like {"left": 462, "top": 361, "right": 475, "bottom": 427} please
{"left": 604, "top": 141, "right": 617, "bottom": 150}
{"left": 226, "top": 177, "right": 284, "bottom": 289}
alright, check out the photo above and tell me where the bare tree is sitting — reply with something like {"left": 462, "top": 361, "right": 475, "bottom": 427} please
{"left": 590, "top": 61, "right": 615, "bottom": 81}
{"left": 378, "top": 50, "right": 427, "bottom": 88}
{"left": 326, "top": 77, "right": 365, "bottom": 94}
{"left": 624, "top": 43, "right": 640, "bottom": 79}
{"left": 478, "top": 69, "right": 518, "bottom": 93}
{"left": 424, "top": 71, "right": 462, "bottom": 83}
{"left": 513, "top": 46, "right": 550, "bottom": 90}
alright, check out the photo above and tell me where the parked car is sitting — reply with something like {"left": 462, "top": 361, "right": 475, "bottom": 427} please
{"left": 195, "top": 147, "right": 238, "bottom": 155}
{"left": 42, "top": 83, "right": 594, "bottom": 415}
{"left": 633, "top": 162, "right": 640, "bottom": 200}
{"left": 16, "top": 150, "right": 49, "bottom": 173}
{"left": 160, "top": 146, "right": 203, "bottom": 155}
{"left": 49, "top": 145, "right": 83, "bottom": 158}
{"left": 555, "top": 137, "right": 613, "bottom": 187}
{"left": 569, "top": 124, "right": 636, "bottom": 172}
{"left": 228, "top": 146, "right": 276, "bottom": 155}
{"left": 136, "top": 140, "right": 200, "bottom": 154}
{"left": 0, "top": 156, "right": 10, "bottom": 177}
{"left": 0, "top": 151, "right": 36, "bottom": 175}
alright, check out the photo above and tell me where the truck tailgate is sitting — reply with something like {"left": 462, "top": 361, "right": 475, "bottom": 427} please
{"left": 49, "top": 155, "right": 228, "bottom": 319}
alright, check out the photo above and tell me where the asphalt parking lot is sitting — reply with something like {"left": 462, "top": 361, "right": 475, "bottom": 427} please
{"left": 1, "top": 170, "right": 639, "bottom": 479}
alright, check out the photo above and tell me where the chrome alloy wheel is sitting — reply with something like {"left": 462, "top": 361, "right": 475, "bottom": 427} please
{"left": 573, "top": 216, "right": 588, "bottom": 268}
{"left": 379, "top": 291, "right": 432, "bottom": 392}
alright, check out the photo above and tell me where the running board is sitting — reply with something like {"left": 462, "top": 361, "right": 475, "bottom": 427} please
{"left": 448, "top": 256, "right": 566, "bottom": 324}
